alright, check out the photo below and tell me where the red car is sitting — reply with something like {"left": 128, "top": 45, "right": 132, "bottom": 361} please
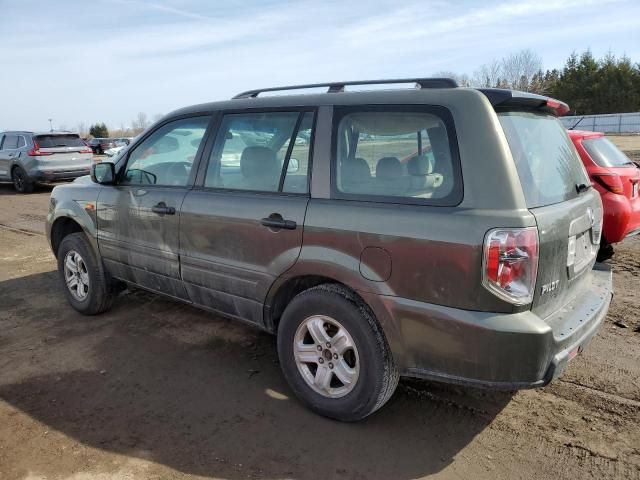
{"left": 569, "top": 130, "right": 640, "bottom": 258}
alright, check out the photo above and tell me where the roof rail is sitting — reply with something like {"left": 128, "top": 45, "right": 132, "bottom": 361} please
{"left": 232, "top": 78, "right": 458, "bottom": 99}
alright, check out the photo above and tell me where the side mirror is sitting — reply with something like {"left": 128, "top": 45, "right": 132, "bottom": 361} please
{"left": 287, "top": 158, "right": 300, "bottom": 173}
{"left": 91, "top": 162, "right": 116, "bottom": 184}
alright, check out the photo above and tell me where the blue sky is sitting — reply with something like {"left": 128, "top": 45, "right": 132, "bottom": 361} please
{"left": 1, "top": 0, "right": 639, "bottom": 132}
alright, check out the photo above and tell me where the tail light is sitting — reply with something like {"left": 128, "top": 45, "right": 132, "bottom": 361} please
{"left": 79, "top": 146, "right": 93, "bottom": 154}
{"left": 482, "top": 227, "right": 539, "bottom": 305}
{"left": 592, "top": 173, "right": 624, "bottom": 195}
{"left": 27, "top": 140, "right": 53, "bottom": 156}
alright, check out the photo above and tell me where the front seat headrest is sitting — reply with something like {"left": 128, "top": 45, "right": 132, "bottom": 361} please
{"left": 240, "top": 146, "right": 279, "bottom": 179}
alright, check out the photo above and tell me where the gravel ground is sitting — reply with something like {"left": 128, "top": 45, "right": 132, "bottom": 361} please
{"left": 0, "top": 183, "right": 638, "bottom": 480}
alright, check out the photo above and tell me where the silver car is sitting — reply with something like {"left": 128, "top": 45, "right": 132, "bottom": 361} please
{"left": 0, "top": 131, "right": 93, "bottom": 192}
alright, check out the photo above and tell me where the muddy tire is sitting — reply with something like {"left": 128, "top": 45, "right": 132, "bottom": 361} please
{"left": 277, "top": 284, "right": 399, "bottom": 421}
{"left": 57, "top": 232, "right": 115, "bottom": 315}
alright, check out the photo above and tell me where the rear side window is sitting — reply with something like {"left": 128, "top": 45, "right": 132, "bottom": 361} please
{"left": 35, "top": 134, "right": 85, "bottom": 148}
{"left": 582, "top": 137, "right": 635, "bottom": 168}
{"left": 332, "top": 106, "right": 461, "bottom": 205}
{"left": 498, "top": 112, "right": 589, "bottom": 208}
{"left": 2, "top": 134, "right": 19, "bottom": 150}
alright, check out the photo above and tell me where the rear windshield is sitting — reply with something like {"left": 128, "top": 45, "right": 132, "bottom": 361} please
{"left": 498, "top": 112, "right": 589, "bottom": 208}
{"left": 35, "top": 134, "right": 85, "bottom": 148}
{"left": 582, "top": 137, "right": 635, "bottom": 168}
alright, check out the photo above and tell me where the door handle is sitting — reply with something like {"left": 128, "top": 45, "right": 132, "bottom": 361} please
{"left": 261, "top": 214, "right": 296, "bottom": 230}
{"left": 151, "top": 202, "right": 176, "bottom": 215}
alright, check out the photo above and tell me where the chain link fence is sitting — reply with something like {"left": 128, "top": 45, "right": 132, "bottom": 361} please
{"left": 560, "top": 112, "right": 640, "bottom": 134}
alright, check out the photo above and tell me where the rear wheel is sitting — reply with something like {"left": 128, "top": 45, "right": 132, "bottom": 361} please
{"left": 12, "top": 166, "right": 34, "bottom": 193}
{"left": 57, "top": 232, "right": 116, "bottom": 315}
{"left": 277, "top": 284, "right": 399, "bottom": 421}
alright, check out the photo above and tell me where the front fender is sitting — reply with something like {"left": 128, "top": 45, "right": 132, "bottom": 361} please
{"left": 46, "top": 187, "right": 100, "bottom": 257}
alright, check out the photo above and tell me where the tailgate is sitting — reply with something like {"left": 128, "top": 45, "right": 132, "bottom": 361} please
{"left": 529, "top": 190, "right": 602, "bottom": 318}
{"left": 35, "top": 134, "right": 90, "bottom": 160}
{"left": 498, "top": 111, "right": 603, "bottom": 319}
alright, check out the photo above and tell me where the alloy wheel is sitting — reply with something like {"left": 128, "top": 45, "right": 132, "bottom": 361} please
{"left": 63, "top": 250, "right": 90, "bottom": 301}
{"left": 293, "top": 315, "right": 360, "bottom": 398}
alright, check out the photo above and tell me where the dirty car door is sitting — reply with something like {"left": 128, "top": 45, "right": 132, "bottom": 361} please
{"left": 180, "top": 110, "right": 314, "bottom": 324}
{"left": 97, "top": 115, "right": 211, "bottom": 299}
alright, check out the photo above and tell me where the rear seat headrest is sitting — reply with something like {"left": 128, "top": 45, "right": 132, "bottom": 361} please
{"left": 376, "top": 157, "right": 404, "bottom": 179}
{"left": 342, "top": 157, "right": 371, "bottom": 181}
{"left": 407, "top": 155, "right": 431, "bottom": 176}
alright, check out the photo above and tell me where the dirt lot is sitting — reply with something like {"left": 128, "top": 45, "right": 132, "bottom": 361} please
{"left": 0, "top": 183, "right": 639, "bottom": 480}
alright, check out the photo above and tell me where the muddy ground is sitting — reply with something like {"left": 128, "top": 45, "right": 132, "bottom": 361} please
{"left": 0, "top": 183, "right": 638, "bottom": 480}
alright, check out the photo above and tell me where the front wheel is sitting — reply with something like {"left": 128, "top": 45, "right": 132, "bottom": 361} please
{"left": 57, "top": 232, "right": 116, "bottom": 315}
{"left": 277, "top": 284, "right": 399, "bottom": 421}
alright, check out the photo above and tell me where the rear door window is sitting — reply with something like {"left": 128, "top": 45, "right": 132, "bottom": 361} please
{"left": 498, "top": 112, "right": 589, "bottom": 208}
{"left": 582, "top": 137, "right": 635, "bottom": 168}
{"left": 332, "top": 106, "right": 461, "bottom": 205}
{"left": 35, "top": 134, "right": 85, "bottom": 148}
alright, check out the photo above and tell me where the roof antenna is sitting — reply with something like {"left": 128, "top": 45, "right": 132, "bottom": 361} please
{"left": 568, "top": 116, "right": 584, "bottom": 130}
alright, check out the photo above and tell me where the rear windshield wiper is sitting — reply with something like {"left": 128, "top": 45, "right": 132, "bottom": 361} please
{"left": 576, "top": 183, "right": 590, "bottom": 194}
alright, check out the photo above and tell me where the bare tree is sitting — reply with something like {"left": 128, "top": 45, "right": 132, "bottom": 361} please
{"left": 432, "top": 71, "right": 472, "bottom": 87}
{"left": 471, "top": 49, "right": 547, "bottom": 93}
{"left": 500, "top": 49, "right": 544, "bottom": 92}
{"left": 472, "top": 59, "right": 502, "bottom": 88}
{"left": 76, "top": 122, "right": 87, "bottom": 137}
{"left": 132, "top": 112, "right": 149, "bottom": 134}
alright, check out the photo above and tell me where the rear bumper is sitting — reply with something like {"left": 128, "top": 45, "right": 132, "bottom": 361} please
{"left": 376, "top": 264, "right": 613, "bottom": 389}
{"left": 30, "top": 168, "right": 91, "bottom": 182}
{"left": 602, "top": 192, "right": 640, "bottom": 243}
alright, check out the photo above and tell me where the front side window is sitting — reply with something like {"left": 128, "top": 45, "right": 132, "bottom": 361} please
{"left": 334, "top": 108, "right": 460, "bottom": 204}
{"left": 122, "top": 116, "right": 210, "bottom": 187}
{"left": 204, "top": 111, "right": 313, "bottom": 193}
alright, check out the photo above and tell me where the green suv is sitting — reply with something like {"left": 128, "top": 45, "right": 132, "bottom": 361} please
{"left": 46, "top": 79, "right": 613, "bottom": 421}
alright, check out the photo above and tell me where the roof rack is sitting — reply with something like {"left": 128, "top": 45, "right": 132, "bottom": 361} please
{"left": 232, "top": 78, "right": 458, "bottom": 99}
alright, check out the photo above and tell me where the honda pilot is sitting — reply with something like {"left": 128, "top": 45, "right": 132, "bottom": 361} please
{"left": 45, "top": 79, "right": 613, "bottom": 421}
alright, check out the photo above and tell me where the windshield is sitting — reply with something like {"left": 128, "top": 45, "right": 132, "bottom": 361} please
{"left": 498, "top": 112, "right": 589, "bottom": 208}
{"left": 582, "top": 136, "right": 635, "bottom": 168}
{"left": 36, "top": 134, "right": 85, "bottom": 148}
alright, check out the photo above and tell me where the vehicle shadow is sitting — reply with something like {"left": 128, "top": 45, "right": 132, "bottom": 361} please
{"left": 0, "top": 271, "right": 513, "bottom": 479}
{"left": 0, "top": 182, "right": 54, "bottom": 195}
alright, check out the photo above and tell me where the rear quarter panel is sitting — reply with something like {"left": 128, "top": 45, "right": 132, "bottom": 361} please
{"left": 297, "top": 89, "right": 537, "bottom": 312}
